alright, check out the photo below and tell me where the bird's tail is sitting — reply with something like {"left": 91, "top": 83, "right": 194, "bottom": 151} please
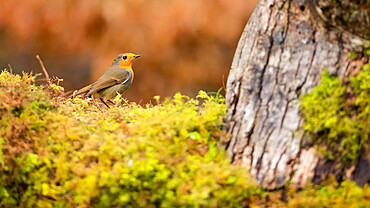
{"left": 60, "top": 85, "right": 91, "bottom": 101}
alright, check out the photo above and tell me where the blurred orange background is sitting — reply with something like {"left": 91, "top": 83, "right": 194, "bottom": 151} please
{"left": 0, "top": 0, "right": 258, "bottom": 103}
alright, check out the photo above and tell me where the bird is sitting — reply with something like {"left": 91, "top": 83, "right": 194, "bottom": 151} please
{"left": 63, "top": 52, "right": 140, "bottom": 107}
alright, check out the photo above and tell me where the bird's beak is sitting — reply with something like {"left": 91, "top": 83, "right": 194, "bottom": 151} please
{"left": 134, "top": 55, "right": 141, "bottom": 58}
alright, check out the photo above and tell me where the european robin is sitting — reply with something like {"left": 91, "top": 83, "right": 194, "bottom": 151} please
{"left": 63, "top": 53, "right": 140, "bottom": 106}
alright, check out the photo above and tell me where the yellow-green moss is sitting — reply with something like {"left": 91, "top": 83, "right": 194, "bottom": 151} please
{"left": 1, "top": 69, "right": 369, "bottom": 207}
{"left": 300, "top": 61, "right": 370, "bottom": 163}
{"left": 285, "top": 177, "right": 370, "bottom": 207}
{"left": 0, "top": 70, "right": 257, "bottom": 207}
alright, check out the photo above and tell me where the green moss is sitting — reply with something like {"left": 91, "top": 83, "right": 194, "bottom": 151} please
{"left": 0, "top": 70, "right": 257, "bottom": 207}
{"left": 348, "top": 51, "right": 359, "bottom": 59}
{"left": 286, "top": 177, "right": 370, "bottom": 207}
{"left": 1, "top": 69, "right": 368, "bottom": 207}
{"left": 300, "top": 62, "right": 370, "bottom": 163}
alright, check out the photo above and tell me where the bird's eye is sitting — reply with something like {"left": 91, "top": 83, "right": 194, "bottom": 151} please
{"left": 122, "top": 56, "right": 127, "bottom": 60}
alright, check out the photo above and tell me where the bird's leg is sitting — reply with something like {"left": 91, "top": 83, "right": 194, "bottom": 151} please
{"left": 90, "top": 96, "right": 103, "bottom": 112}
{"left": 107, "top": 99, "right": 115, "bottom": 106}
{"left": 100, "top": 98, "right": 111, "bottom": 108}
{"left": 93, "top": 103, "right": 103, "bottom": 112}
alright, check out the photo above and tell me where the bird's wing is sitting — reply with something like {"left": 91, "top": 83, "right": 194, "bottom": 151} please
{"left": 60, "top": 85, "right": 91, "bottom": 101}
{"left": 85, "top": 68, "right": 131, "bottom": 97}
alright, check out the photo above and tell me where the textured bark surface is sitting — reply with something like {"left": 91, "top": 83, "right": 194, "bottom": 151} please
{"left": 223, "top": 0, "right": 369, "bottom": 189}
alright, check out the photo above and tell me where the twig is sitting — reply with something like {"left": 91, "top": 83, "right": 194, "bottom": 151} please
{"left": 34, "top": 78, "right": 48, "bottom": 82}
{"left": 8, "top": 64, "right": 13, "bottom": 74}
{"left": 36, "top": 55, "right": 51, "bottom": 86}
{"left": 222, "top": 74, "right": 226, "bottom": 90}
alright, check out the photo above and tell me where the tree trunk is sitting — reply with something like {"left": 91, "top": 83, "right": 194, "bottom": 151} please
{"left": 223, "top": 0, "right": 369, "bottom": 189}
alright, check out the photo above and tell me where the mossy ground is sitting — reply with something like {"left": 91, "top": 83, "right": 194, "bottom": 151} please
{"left": 300, "top": 61, "right": 370, "bottom": 164}
{"left": 0, "top": 70, "right": 369, "bottom": 207}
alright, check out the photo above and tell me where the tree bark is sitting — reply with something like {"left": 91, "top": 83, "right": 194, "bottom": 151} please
{"left": 223, "top": 0, "right": 369, "bottom": 189}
